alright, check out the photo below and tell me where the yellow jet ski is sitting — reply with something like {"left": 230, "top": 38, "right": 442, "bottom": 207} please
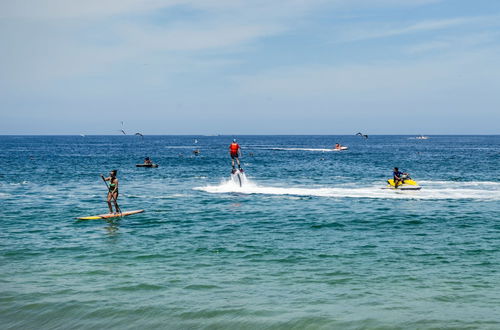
{"left": 385, "top": 177, "right": 422, "bottom": 190}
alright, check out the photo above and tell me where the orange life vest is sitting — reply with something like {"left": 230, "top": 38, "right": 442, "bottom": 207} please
{"left": 230, "top": 143, "right": 239, "bottom": 155}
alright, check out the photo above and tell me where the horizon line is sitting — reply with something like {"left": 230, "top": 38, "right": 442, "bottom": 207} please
{"left": 1, "top": 134, "right": 499, "bottom": 137}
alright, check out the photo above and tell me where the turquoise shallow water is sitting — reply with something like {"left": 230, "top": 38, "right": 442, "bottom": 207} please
{"left": 1, "top": 135, "right": 499, "bottom": 329}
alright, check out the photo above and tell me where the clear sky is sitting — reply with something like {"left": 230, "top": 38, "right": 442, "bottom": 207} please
{"left": 1, "top": 0, "right": 499, "bottom": 135}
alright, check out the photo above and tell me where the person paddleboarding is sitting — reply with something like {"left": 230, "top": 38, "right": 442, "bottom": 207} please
{"left": 229, "top": 139, "right": 243, "bottom": 173}
{"left": 101, "top": 170, "right": 120, "bottom": 214}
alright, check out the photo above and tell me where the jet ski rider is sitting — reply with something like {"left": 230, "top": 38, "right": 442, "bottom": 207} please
{"left": 393, "top": 167, "right": 408, "bottom": 188}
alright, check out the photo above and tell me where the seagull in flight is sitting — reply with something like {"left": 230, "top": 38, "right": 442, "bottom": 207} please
{"left": 356, "top": 132, "right": 368, "bottom": 139}
{"left": 119, "top": 121, "right": 126, "bottom": 135}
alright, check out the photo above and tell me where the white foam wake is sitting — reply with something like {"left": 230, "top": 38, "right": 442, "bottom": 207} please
{"left": 267, "top": 147, "right": 343, "bottom": 152}
{"left": 195, "top": 179, "right": 500, "bottom": 200}
{"left": 419, "top": 180, "right": 500, "bottom": 187}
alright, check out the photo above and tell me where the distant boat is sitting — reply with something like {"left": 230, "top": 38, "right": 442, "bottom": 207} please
{"left": 79, "top": 134, "right": 86, "bottom": 137}
{"left": 415, "top": 135, "right": 429, "bottom": 140}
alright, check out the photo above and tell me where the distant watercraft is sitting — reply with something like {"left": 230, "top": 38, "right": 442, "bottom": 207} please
{"left": 383, "top": 177, "right": 422, "bottom": 190}
{"left": 136, "top": 164, "right": 158, "bottom": 168}
{"left": 333, "top": 143, "right": 348, "bottom": 151}
{"left": 415, "top": 135, "right": 429, "bottom": 140}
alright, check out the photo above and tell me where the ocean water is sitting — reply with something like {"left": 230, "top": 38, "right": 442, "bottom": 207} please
{"left": 1, "top": 135, "right": 499, "bottom": 329}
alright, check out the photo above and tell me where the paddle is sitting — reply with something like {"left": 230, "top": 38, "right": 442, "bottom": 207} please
{"left": 101, "top": 174, "right": 122, "bottom": 214}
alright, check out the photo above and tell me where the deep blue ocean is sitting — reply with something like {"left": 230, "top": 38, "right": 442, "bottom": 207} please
{"left": 1, "top": 135, "right": 499, "bottom": 329}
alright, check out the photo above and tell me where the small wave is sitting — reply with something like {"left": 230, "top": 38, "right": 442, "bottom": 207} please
{"left": 125, "top": 194, "right": 190, "bottom": 199}
{"left": 111, "top": 283, "right": 164, "bottom": 291}
{"left": 8, "top": 181, "right": 29, "bottom": 186}
{"left": 133, "top": 254, "right": 167, "bottom": 260}
{"left": 164, "top": 146, "right": 199, "bottom": 149}
{"left": 184, "top": 284, "right": 220, "bottom": 290}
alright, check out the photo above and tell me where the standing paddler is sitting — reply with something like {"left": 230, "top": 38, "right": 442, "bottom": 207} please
{"left": 101, "top": 170, "right": 120, "bottom": 214}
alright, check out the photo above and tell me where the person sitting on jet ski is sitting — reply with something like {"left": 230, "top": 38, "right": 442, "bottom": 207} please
{"left": 393, "top": 167, "right": 409, "bottom": 188}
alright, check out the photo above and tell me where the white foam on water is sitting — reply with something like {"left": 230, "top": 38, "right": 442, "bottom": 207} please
{"left": 195, "top": 178, "right": 500, "bottom": 200}
{"left": 229, "top": 170, "right": 249, "bottom": 187}
{"left": 7, "top": 181, "right": 30, "bottom": 186}
{"left": 267, "top": 147, "right": 341, "bottom": 152}
{"left": 419, "top": 180, "right": 500, "bottom": 187}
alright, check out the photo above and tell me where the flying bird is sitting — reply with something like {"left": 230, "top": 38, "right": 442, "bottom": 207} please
{"left": 356, "top": 132, "right": 368, "bottom": 139}
{"left": 120, "top": 121, "right": 126, "bottom": 135}
{"left": 135, "top": 132, "right": 144, "bottom": 138}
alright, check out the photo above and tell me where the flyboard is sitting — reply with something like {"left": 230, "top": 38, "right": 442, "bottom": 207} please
{"left": 383, "top": 179, "right": 422, "bottom": 191}
{"left": 231, "top": 168, "right": 246, "bottom": 187}
{"left": 76, "top": 209, "right": 144, "bottom": 220}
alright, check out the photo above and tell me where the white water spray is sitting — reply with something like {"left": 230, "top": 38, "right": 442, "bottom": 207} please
{"left": 195, "top": 179, "right": 500, "bottom": 200}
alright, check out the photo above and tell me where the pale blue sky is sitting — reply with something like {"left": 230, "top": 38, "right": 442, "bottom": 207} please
{"left": 1, "top": 0, "right": 499, "bottom": 134}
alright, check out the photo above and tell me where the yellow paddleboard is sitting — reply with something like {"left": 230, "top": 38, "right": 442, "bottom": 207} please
{"left": 76, "top": 209, "right": 144, "bottom": 220}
